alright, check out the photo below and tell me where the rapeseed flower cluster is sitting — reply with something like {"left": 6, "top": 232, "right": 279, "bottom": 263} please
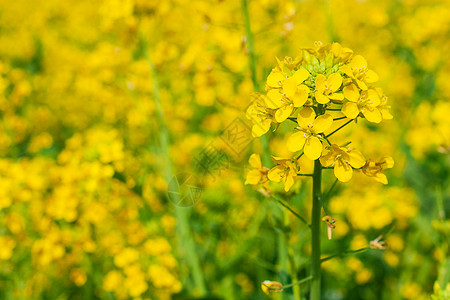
{"left": 247, "top": 42, "right": 393, "bottom": 191}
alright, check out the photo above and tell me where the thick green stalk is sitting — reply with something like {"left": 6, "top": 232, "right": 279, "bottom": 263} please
{"left": 310, "top": 159, "right": 322, "bottom": 300}
{"left": 241, "top": 0, "right": 270, "bottom": 165}
{"left": 145, "top": 41, "right": 206, "bottom": 295}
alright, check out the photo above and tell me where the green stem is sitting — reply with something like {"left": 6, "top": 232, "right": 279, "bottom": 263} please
{"left": 310, "top": 159, "right": 322, "bottom": 300}
{"left": 242, "top": 0, "right": 257, "bottom": 91}
{"left": 241, "top": 0, "right": 270, "bottom": 166}
{"left": 321, "top": 247, "right": 368, "bottom": 263}
{"left": 272, "top": 195, "right": 311, "bottom": 228}
{"left": 283, "top": 276, "right": 313, "bottom": 289}
{"left": 326, "top": 119, "right": 354, "bottom": 138}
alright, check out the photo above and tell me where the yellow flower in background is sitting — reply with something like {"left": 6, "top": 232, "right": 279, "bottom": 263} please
{"left": 286, "top": 107, "right": 333, "bottom": 160}
{"left": 320, "top": 145, "right": 366, "bottom": 182}
{"left": 0, "top": 236, "right": 16, "bottom": 260}
{"left": 362, "top": 156, "right": 394, "bottom": 184}
{"left": 267, "top": 156, "right": 298, "bottom": 192}
{"left": 342, "top": 85, "right": 382, "bottom": 123}
{"left": 70, "top": 269, "right": 87, "bottom": 287}
{"left": 266, "top": 68, "right": 311, "bottom": 122}
{"left": 245, "top": 154, "right": 269, "bottom": 185}
{"left": 315, "top": 73, "right": 344, "bottom": 104}
{"left": 342, "top": 55, "right": 379, "bottom": 90}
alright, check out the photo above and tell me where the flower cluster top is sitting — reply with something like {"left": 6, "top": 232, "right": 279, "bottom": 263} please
{"left": 246, "top": 42, "right": 394, "bottom": 191}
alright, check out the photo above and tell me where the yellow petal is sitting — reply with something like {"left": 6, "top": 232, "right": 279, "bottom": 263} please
{"left": 297, "top": 107, "right": 316, "bottom": 128}
{"left": 331, "top": 43, "right": 343, "bottom": 57}
{"left": 342, "top": 102, "right": 359, "bottom": 119}
{"left": 328, "top": 73, "right": 342, "bottom": 91}
{"left": 252, "top": 119, "right": 271, "bottom": 137}
{"left": 266, "top": 89, "right": 283, "bottom": 109}
{"left": 347, "top": 150, "right": 365, "bottom": 168}
{"left": 351, "top": 55, "right": 367, "bottom": 70}
{"left": 284, "top": 173, "right": 295, "bottom": 192}
{"left": 342, "top": 65, "right": 354, "bottom": 78}
{"left": 320, "top": 152, "right": 334, "bottom": 167}
{"left": 267, "top": 71, "right": 285, "bottom": 87}
{"left": 268, "top": 166, "right": 283, "bottom": 182}
{"left": 312, "top": 114, "right": 333, "bottom": 133}
{"left": 356, "top": 79, "right": 367, "bottom": 91}
{"left": 373, "top": 173, "right": 388, "bottom": 184}
{"left": 362, "top": 107, "right": 382, "bottom": 123}
{"left": 315, "top": 92, "right": 330, "bottom": 104}
{"left": 292, "top": 68, "right": 310, "bottom": 84}
{"left": 367, "top": 89, "right": 380, "bottom": 106}
{"left": 334, "top": 161, "right": 353, "bottom": 182}
{"left": 343, "top": 84, "right": 359, "bottom": 102}
{"left": 275, "top": 105, "right": 294, "bottom": 122}
{"left": 287, "top": 131, "right": 307, "bottom": 152}
{"left": 304, "top": 136, "right": 323, "bottom": 160}
{"left": 365, "top": 69, "right": 379, "bottom": 83}
{"left": 282, "top": 77, "right": 298, "bottom": 100}
{"left": 381, "top": 156, "right": 394, "bottom": 169}
{"left": 380, "top": 107, "right": 393, "bottom": 120}
{"left": 245, "top": 170, "right": 262, "bottom": 185}
{"left": 315, "top": 74, "right": 326, "bottom": 93}
{"left": 249, "top": 153, "right": 262, "bottom": 169}
{"left": 292, "top": 85, "right": 309, "bottom": 107}
{"left": 328, "top": 92, "right": 344, "bottom": 100}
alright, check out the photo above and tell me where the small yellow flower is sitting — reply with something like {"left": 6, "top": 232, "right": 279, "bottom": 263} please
{"left": 265, "top": 68, "right": 311, "bottom": 122}
{"left": 287, "top": 107, "right": 333, "bottom": 160}
{"left": 261, "top": 280, "right": 283, "bottom": 295}
{"left": 375, "top": 88, "right": 393, "bottom": 120}
{"left": 245, "top": 153, "right": 269, "bottom": 185}
{"left": 267, "top": 156, "right": 298, "bottom": 192}
{"left": 342, "top": 55, "right": 379, "bottom": 90}
{"left": 342, "top": 85, "right": 382, "bottom": 123}
{"left": 314, "top": 73, "right": 344, "bottom": 104}
{"left": 246, "top": 93, "right": 275, "bottom": 137}
{"left": 362, "top": 156, "right": 394, "bottom": 184}
{"left": 320, "top": 145, "right": 365, "bottom": 182}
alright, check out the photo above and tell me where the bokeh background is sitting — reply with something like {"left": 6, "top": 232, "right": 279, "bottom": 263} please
{"left": 0, "top": 0, "right": 449, "bottom": 299}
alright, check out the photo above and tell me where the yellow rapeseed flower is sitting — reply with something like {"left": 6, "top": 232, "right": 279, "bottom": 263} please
{"left": 320, "top": 145, "right": 366, "bottom": 182}
{"left": 287, "top": 107, "right": 333, "bottom": 160}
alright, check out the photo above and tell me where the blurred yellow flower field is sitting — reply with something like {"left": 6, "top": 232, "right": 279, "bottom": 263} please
{"left": 0, "top": 0, "right": 448, "bottom": 299}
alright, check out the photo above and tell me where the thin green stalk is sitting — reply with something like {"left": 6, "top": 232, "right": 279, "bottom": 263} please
{"left": 242, "top": 0, "right": 257, "bottom": 91}
{"left": 310, "top": 159, "right": 322, "bottom": 300}
{"left": 324, "top": 179, "right": 338, "bottom": 203}
{"left": 278, "top": 210, "right": 291, "bottom": 300}
{"left": 283, "top": 276, "right": 313, "bottom": 289}
{"left": 272, "top": 195, "right": 310, "bottom": 228}
{"left": 287, "top": 246, "right": 301, "bottom": 300}
{"left": 242, "top": 0, "right": 270, "bottom": 166}
{"left": 321, "top": 247, "right": 368, "bottom": 263}
{"left": 143, "top": 37, "right": 207, "bottom": 295}
{"left": 325, "top": 119, "right": 354, "bottom": 138}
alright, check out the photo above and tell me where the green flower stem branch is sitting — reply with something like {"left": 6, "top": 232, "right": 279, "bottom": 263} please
{"left": 320, "top": 247, "right": 369, "bottom": 263}
{"left": 325, "top": 119, "right": 355, "bottom": 138}
{"left": 271, "top": 194, "right": 311, "bottom": 228}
